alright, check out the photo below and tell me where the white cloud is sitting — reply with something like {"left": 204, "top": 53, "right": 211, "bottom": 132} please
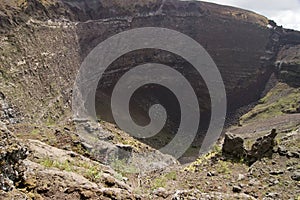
{"left": 202, "top": 0, "right": 300, "bottom": 30}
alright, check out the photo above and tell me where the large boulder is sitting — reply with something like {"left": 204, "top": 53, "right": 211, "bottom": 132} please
{"left": 222, "top": 133, "right": 246, "bottom": 158}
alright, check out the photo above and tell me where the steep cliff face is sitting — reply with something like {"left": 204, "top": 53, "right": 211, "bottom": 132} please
{"left": 275, "top": 29, "right": 300, "bottom": 87}
{"left": 72, "top": 0, "right": 278, "bottom": 138}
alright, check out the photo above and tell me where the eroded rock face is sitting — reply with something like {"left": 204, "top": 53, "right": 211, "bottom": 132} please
{"left": 0, "top": 123, "right": 28, "bottom": 191}
{"left": 276, "top": 33, "right": 300, "bottom": 87}
{"left": 68, "top": 0, "right": 283, "bottom": 151}
{"left": 0, "top": 0, "right": 280, "bottom": 125}
{"left": 0, "top": 0, "right": 299, "bottom": 163}
{"left": 0, "top": 92, "right": 20, "bottom": 124}
{"left": 0, "top": 0, "right": 299, "bottom": 162}
{"left": 76, "top": 0, "right": 276, "bottom": 114}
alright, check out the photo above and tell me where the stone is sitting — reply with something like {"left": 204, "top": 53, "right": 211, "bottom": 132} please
{"left": 153, "top": 187, "right": 169, "bottom": 198}
{"left": 172, "top": 190, "right": 256, "bottom": 199}
{"left": 269, "top": 170, "right": 284, "bottom": 175}
{"left": 103, "top": 175, "right": 116, "bottom": 187}
{"left": 0, "top": 93, "right": 19, "bottom": 124}
{"left": 278, "top": 146, "right": 288, "bottom": 156}
{"left": 266, "top": 192, "right": 279, "bottom": 198}
{"left": 237, "top": 174, "right": 246, "bottom": 181}
{"left": 287, "top": 151, "right": 300, "bottom": 158}
{"left": 232, "top": 186, "right": 242, "bottom": 193}
{"left": 222, "top": 132, "right": 246, "bottom": 158}
{"left": 268, "top": 178, "right": 279, "bottom": 186}
{"left": 207, "top": 171, "right": 216, "bottom": 177}
{"left": 116, "top": 144, "right": 133, "bottom": 161}
{"left": 291, "top": 171, "right": 300, "bottom": 181}
{"left": 287, "top": 167, "right": 294, "bottom": 171}
{"left": 248, "top": 179, "right": 260, "bottom": 186}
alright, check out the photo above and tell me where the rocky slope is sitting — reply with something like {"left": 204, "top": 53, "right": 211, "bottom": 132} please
{"left": 0, "top": 0, "right": 300, "bottom": 199}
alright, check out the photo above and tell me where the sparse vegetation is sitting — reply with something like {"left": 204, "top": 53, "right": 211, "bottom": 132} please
{"left": 165, "top": 171, "right": 177, "bottom": 181}
{"left": 184, "top": 145, "right": 220, "bottom": 172}
{"left": 151, "top": 176, "right": 167, "bottom": 190}
{"left": 150, "top": 171, "right": 177, "bottom": 190}
{"left": 83, "top": 165, "right": 103, "bottom": 182}
{"left": 30, "top": 128, "right": 40, "bottom": 136}
{"left": 240, "top": 83, "right": 300, "bottom": 124}
{"left": 215, "top": 160, "right": 231, "bottom": 175}
{"left": 39, "top": 157, "right": 103, "bottom": 182}
{"left": 40, "top": 157, "right": 72, "bottom": 172}
{"left": 110, "top": 158, "right": 138, "bottom": 176}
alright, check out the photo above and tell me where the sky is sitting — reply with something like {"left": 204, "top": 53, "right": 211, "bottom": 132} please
{"left": 202, "top": 0, "right": 300, "bottom": 30}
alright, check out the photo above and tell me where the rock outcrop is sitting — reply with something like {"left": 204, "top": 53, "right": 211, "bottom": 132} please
{"left": 247, "top": 129, "right": 277, "bottom": 164}
{"left": 21, "top": 139, "right": 138, "bottom": 200}
{"left": 222, "top": 133, "right": 246, "bottom": 159}
{"left": 222, "top": 129, "right": 278, "bottom": 164}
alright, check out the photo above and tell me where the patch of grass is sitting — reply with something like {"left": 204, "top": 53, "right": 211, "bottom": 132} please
{"left": 133, "top": 187, "right": 144, "bottom": 196}
{"left": 275, "top": 137, "right": 281, "bottom": 145}
{"left": 212, "top": 144, "right": 222, "bottom": 154}
{"left": 240, "top": 83, "right": 300, "bottom": 123}
{"left": 184, "top": 147, "right": 219, "bottom": 172}
{"left": 73, "top": 143, "right": 90, "bottom": 157}
{"left": 165, "top": 171, "right": 177, "bottom": 181}
{"left": 30, "top": 128, "right": 40, "bottom": 135}
{"left": 151, "top": 176, "right": 167, "bottom": 190}
{"left": 39, "top": 157, "right": 103, "bottom": 182}
{"left": 244, "top": 138, "right": 256, "bottom": 150}
{"left": 40, "top": 157, "right": 72, "bottom": 172}
{"left": 83, "top": 165, "right": 103, "bottom": 182}
{"left": 216, "top": 160, "right": 231, "bottom": 175}
{"left": 113, "top": 172, "right": 124, "bottom": 181}
{"left": 45, "top": 116, "right": 56, "bottom": 126}
{"left": 110, "top": 158, "right": 138, "bottom": 176}
{"left": 150, "top": 171, "right": 177, "bottom": 190}
{"left": 0, "top": 69, "right": 10, "bottom": 80}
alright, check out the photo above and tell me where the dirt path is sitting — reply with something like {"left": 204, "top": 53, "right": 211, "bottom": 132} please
{"left": 229, "top": 114, "right": 300, "bottom": 136}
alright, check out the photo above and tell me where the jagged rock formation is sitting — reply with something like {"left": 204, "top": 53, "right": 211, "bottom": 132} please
{"left": 222, "top": 132, "right": 246, "bottom": 159}
{"left": 222, "top": 129, "right": 278, "bottom": 164}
